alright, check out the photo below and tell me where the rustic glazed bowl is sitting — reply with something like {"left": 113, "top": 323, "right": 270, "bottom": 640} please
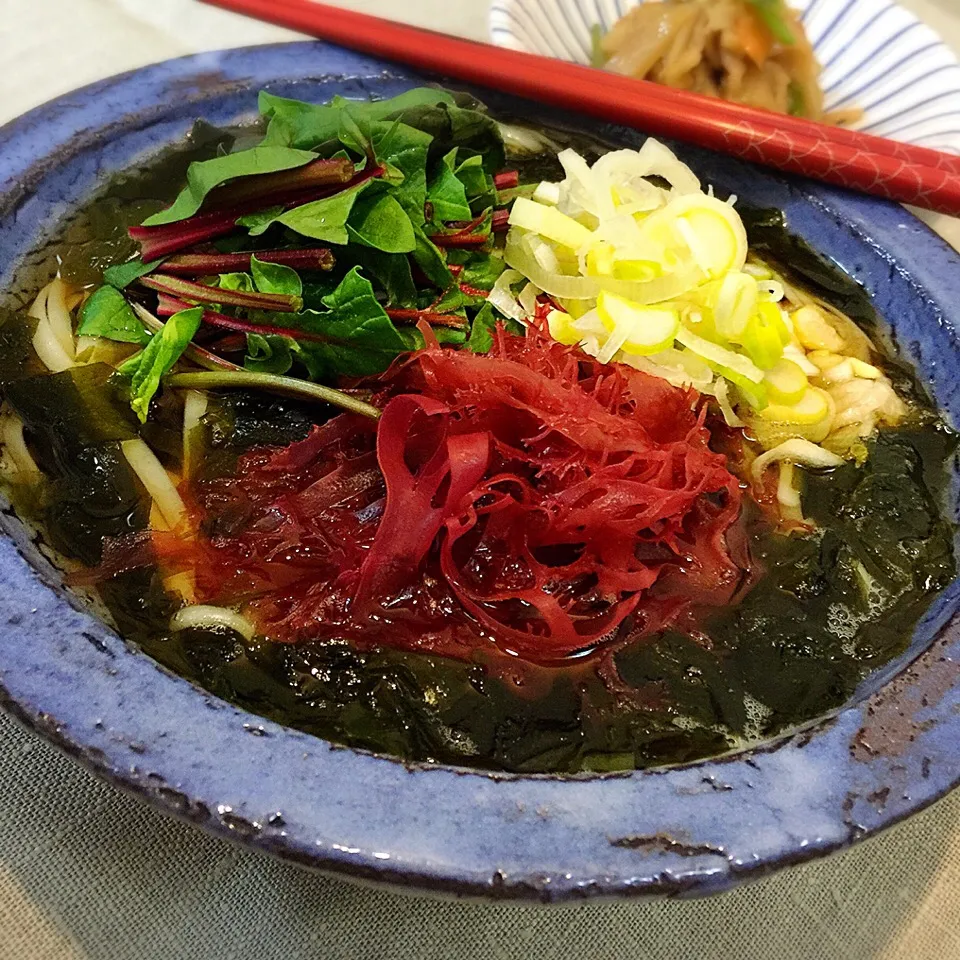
{"left": 0, "top": 42, "right": 958, "bottom": 902}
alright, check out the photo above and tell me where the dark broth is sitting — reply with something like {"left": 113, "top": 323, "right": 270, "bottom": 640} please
{"left": 1, "top": 126, "right": 956, "bottom": 774}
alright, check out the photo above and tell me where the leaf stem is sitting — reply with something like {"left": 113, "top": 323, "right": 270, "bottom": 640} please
{"left": 141, "top": 274, "right": 303, "bottom": 313}
{"left": 385, "top": 308, "right": 468, "bottom": 329}
{"left": 156, "top": 295, "right": 331, "bottom": 344}
{"left": 163, "top": 249, "right": 335, "bottom": 276}
{"left": 131, "top": 166, "right": 386, "bottom": 261}
{"left": 429, "top": 233, "right": 491, "bottom": 249}
{"left": 164, "top": 371, "right": 382, "bottom": 420}
{"left": 205, "top": 157, "right": 355, "bottom": 210}
{"left": 139, "top": 273, "right": 303, "bottom": 313}
{"left": 131, "top": 212, "right": 244, "bottom": 262}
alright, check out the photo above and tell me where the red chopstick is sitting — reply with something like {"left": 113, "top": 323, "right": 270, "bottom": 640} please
{"left": 201, "top": 0, "right": 960, "bottom": 215}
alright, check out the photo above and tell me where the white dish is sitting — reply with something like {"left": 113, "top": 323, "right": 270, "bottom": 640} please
{"left": 489, "top": 0, "right": 960, "bottom": 153}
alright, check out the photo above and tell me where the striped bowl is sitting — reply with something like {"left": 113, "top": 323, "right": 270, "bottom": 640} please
{"left": 490, "top": 0, "right": 960, "bottom": 153}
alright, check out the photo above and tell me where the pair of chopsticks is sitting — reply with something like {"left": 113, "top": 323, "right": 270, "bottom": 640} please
{"left": 201, "top": 0, "right": 960, "bottom": 216}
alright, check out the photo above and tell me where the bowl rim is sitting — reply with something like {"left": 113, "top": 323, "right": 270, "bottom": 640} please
{"left": 1, "top": 40, "right": 959, "bottom": 903}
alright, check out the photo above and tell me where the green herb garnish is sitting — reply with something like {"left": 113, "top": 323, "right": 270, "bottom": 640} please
{"left": 91, "top": 87, "right": 525, "bottom": 423}
{"left": 590, "top": 24, "right": 608, "bottom": 68}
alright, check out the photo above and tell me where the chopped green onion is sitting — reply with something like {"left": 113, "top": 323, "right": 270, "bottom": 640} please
{"left": 590, "top": 23, "right": 608, "bottom": 68}
{"left": 747, "top": 0, "right": 796, "bottom": 46}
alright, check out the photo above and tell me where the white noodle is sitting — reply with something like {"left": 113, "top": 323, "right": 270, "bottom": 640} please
{"left": 44, "top": 279, "right": 76, "bottom": 359}
{"left": 714, "top": 378, "right": 745, "bottom": 428}
{"left": 777, "top": 462, "right": 802, "bottom": 509}
{"left": 171, "top": 605, "right": 256, "bottom": 641}
{"left": 28, "top": 280, "right": 75, "bottom": 372}
{"left": 182, "top": 391, "right": 209, "bottom": 481}
{"left": 121, "top": 438, "right": 187, "bottom": 529}
{"left": 0, "top": 408, "right": 40, "bottom": 481}
{"left": 751, "top": 439, "right": 845, "bottom": 481}
{"left": 31, "top": 319, "right": 74, "bottom": 373}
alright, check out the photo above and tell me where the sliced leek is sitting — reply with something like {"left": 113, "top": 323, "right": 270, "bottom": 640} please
{"left": 509, "top": 197, "right": 593, "bottom": 250}
{"left": 505, "top": 135, "right": 909, "bottom": 474}
{"left": 758, "top": 387, "right": 833, "bottom": 426}
{"left": 765, "top": 359, "right": 809, "bottom": 405}
{"left": 597, "top": 292, "right": 680, "bottom": 356}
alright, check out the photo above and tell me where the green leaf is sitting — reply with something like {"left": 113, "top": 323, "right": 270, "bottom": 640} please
{"left": 251, "top": 255, "right": 303, "bottom": 297}
{"left": 259, "top": 88, "right": 457, "bottom": 150}
{"left": 467, "top": 302, "right": 523, "bottom": 354}
{"left": 398, "top": 100, "right": 506, "bottom": 175}
{"left": 466, "top": 302, "right": 499, "bottom": 354}
{"left": 245, "top": 333, "right": 295, "bottom": 375}
{"left": 219, "top": 272, "right": 255, "bottom": 292}
{"left": 103, "top": 258, "right": 163, "bottom": 290}
{"left": 428, "top": 148, "right": 473, "bottom": 222}
{"left": 77, "top": 286, "right": 151, "bottom": 345}
{"left": 747, "top": 0, "right": 795, "bottom": 45}
{"left": 246, "top": 183, "right": 369, "bottom": 242}
{"left": 347, "top": 192, "right": 416, "bottom": 253}
{"left": 372, "top": 121, "right": 432, "bottom": 223}
{"left": 300, "top": 277, "right": 346, "bottom": 311}
{"left": 338, "top": 105, "right": 374, "bottom": 157}
{"left": 411, "top": 223, "right": 453, "bottom": 289}
{"left": 142, "top": 146, "right": 319, "bottom": 226}
{"left": 319, "top": 266, "right": 404, "bottom": 333}
{"left": 124, "top": 307, "right": 204, "bottom": 422}
{"left": 353, "top": 249, "right": 418, "bottom": 307}
{"left": 430, "top": 285, "right": 475, "bottom": 314}
{"left": 434, "top": 326, "right": 468, "bottom": 346}
{"left": 236, "top": 205, "right": 284, "bottom": 233}
{"left": 453, "top": 250, "right": 507, "bottom": 291}
{"left": 296, "top": 267, "right": 411, "bottom": 380}
{"left": 455, "top": 154, "right": 497, "bottom": 213}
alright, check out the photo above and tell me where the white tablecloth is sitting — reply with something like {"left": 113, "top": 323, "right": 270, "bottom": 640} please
{"left": 2, "top": 3, "right": 960, "bottom": 958}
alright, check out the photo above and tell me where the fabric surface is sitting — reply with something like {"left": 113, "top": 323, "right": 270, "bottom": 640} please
{"left": 1, "top": 2, "right": 960, "bottom": 958}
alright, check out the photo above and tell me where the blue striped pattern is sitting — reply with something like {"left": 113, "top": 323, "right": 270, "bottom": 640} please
{"left": 489, "top": 0, "right": 960, "bottom": 154}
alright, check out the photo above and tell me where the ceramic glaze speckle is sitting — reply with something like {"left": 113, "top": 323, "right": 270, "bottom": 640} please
{"left": 0, "top": 43, "right": 958, "bottom": 901}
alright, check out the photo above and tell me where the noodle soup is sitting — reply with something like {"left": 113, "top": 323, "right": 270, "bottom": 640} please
{"left": 0, "top": 89, "right": 954, "bottom": 773}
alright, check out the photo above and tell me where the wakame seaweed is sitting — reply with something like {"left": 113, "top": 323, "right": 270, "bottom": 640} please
{"left": 9, "top": 311, "right": 952, "bottom": 773}
{"left": 91, "top": 423, "right": 953, "bottom": 773}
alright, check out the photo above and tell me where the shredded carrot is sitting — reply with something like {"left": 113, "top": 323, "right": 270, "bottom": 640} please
{"left": 734, "top": 10, "right": 774, "bottom": 67}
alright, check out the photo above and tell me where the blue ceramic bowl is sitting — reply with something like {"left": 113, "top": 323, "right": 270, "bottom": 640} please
{"left": 0, "top": 42, "right": 959, "bottom": 902}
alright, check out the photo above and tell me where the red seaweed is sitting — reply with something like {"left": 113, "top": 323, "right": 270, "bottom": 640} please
{"left": 165, "top": 324, "right": 747, "bottom": 664}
